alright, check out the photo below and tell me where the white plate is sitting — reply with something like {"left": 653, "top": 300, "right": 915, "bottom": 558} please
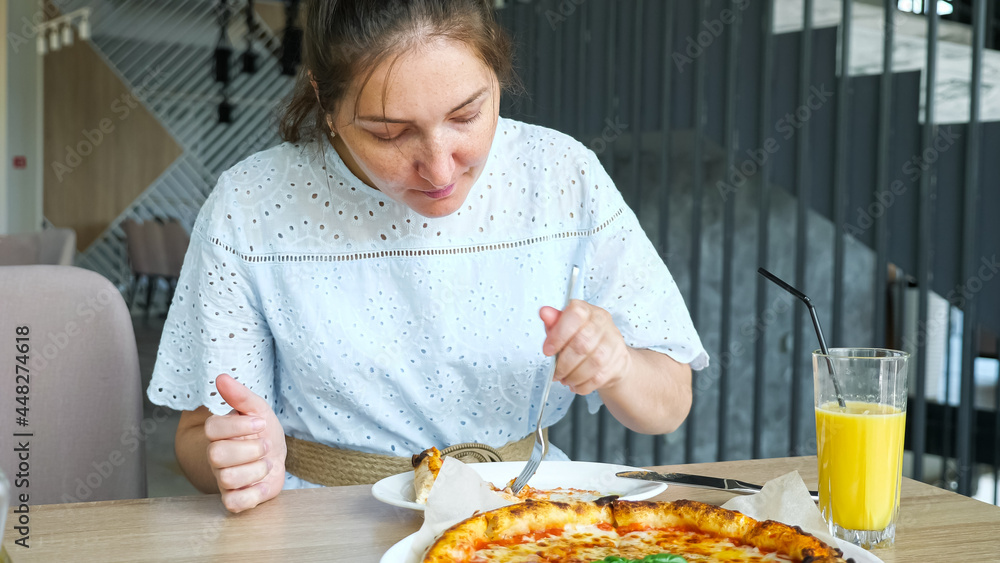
{"left": 380, "top": 532, "right": 416, "bottom": 563}
{"left": 380, "top": 533, "right": 884, "bottom": 563}
{"left": 371, "top": 460, "right": 668, "bottom": 511}
{"left": 835, "top": 539, "right": 886, "bottom": 563}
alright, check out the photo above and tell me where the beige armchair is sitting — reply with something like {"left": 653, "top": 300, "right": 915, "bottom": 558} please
{"left": 0, "top": 265, "right": 146, "bottom": 504}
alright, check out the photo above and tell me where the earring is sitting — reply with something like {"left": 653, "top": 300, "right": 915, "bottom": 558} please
{"left": 327, "top": 116, "right": 337, "bottom": 138}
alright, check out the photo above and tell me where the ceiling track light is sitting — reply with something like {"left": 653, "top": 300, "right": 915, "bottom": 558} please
{"left": 78, "top": 17, "right": 90, "bottom": 41}
{"left": 243, "top": 0, "right": 257, "bottom": 74}
{"left": 34, "top": 7, "right": 91, "bottom": 55}
{"left": 280, "top": 0, "right": 302, "bottom": 75}
{"left": 218, "top": 94, "right": 232, "bottom": 124}
{"left": 215, "top": 45, "right": 232, "bottom": 83}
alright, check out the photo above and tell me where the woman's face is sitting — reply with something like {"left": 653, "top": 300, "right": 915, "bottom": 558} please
{"left": 328, "top": 38, "right": 501, "bottom": 218}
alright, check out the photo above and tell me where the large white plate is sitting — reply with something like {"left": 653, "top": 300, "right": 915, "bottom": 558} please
{"left": 371, "top": 460, "right": 668, "bottom": 511}
{"left": 380, "top": 533, "right": 416, "bottom": 563}
{"left": 380, "top": 532, "right": 416, "bottom": 563}
{"left": 380, "top": 533, "right": 884, "bottom": 563}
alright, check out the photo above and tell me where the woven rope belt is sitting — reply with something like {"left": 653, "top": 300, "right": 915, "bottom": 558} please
{"left": 284, "top": 429, "right": 547, "bottom": 486}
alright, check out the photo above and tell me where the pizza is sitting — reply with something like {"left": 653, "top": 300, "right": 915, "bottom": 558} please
{"left": 411, "top": 447, "right": 606, "bottom": 504}
{"left": 421, "top": 498, "right": 852, "bottom": 563}
{"left": 412, "top": 447, "right": 446, "bottom": 504}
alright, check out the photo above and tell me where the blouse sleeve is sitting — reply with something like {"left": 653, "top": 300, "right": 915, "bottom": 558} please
{"left": 147, "top": 172, "right": 277, "bottom": 415}
{"left": 578, "top": 155, "right": 709, "bottom": 413}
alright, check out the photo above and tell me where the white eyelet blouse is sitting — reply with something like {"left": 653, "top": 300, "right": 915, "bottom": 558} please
{"left": 148, "top": 117, "right": 708, "bottom": 490}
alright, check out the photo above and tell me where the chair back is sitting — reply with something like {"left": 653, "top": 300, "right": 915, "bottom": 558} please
{"left": 162, "top": 220, "right": 190, "bottom": 278}
{"left": 142, "top": 221, "right": 173, "bottom": 278}
{"left": 122, "top": 219, "right": 151, "bottom": 276}
{"left": 0, "top": 233, "right": 38, "bottom": 266}
{"left": 0, "top": 266, "right": 147, "bottom": 504}
{"left": 0, "top": 229, "right": 77, "bottom": 266}
{"left": 37, "top": 228, "right": 77, "bottom": 266}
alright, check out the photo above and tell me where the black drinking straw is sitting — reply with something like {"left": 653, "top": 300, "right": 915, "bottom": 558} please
{"left": 757, "top": 267, "right": 847, "bottom": 409}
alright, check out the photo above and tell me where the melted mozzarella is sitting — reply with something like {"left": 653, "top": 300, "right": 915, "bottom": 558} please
{"left": 526, "top": 488, "right": 609, "bottom": 502}
{"left": 469, "top": 527, "right": 796, "bottom": 563}
{"left": 619, "top": 530, "right": 795, "bottom": 562}
{"left": 472, "top": 524, "right": 617, "bottom": 563}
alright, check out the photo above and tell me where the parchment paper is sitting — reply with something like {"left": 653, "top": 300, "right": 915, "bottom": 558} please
{"left": 404, "top": 457, "right": 517, "bottom": 563}
{"left": 721, "top": 470, "right": 838, "bottom": 547}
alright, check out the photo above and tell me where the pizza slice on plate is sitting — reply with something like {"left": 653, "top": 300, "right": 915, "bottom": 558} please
{"left": 411, "top": 447, "right": 446, "bottom": 504}
{"left": 410, "top": 447, "right": 607, "bottom": 504}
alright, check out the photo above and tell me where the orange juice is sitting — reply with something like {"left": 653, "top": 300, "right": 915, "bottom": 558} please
{"left": 815, "top": 400, "right": 906, "bottom": 531}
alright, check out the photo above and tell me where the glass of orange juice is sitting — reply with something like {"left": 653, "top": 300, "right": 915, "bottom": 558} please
{"left": 813, "top": 347, "right": 908, "bottom": 549}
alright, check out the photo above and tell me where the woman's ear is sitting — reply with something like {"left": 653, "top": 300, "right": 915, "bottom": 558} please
{"left": 308, "top": 70, "right": 321, "bottom": 105}
{"left": 309, "top": 71, "right": 337, "bottom": 137}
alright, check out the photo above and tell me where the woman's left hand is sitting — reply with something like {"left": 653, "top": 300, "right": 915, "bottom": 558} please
{"left": 539, "top": 300, "right": 633, "bottom": 395}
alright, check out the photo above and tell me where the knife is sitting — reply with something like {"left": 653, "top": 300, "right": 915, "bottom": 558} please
{"left": 616, "top": 470, "right": 819, "bottom": 501}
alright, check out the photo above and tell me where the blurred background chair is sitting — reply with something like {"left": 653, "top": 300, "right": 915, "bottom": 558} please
{"left": 162, "top": 219, "right": 190, "bottom": 281}
{"left": 0, "top": 265, "right": 147, "bottom": 504}
{"left": 121, "top": 218, "right": 150, "bottom": 300}
{"left": 0, "top": 228, "right": 76, "bottom": 266}
{"left": 123, "top": 219, "right": 186, "bottom": 317}
{"left": 161, "top": 218, "right": 190, "bottom": 305}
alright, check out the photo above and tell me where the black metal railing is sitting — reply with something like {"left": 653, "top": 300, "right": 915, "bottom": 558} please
{"left": 499, "top": 0, "right": 1000, "bottom": 501}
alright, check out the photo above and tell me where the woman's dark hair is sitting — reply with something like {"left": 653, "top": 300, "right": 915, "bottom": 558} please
{"left": 279, "top": 0, "right": 518, "bottom": 143}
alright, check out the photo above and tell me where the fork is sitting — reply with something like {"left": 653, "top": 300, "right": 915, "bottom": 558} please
{"left": 509, "top": 265, "right": 581, "bottom": 494}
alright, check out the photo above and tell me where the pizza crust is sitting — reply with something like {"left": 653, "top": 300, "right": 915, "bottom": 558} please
{"left": 422, "top": 512, "right": 489, "bottom": 563}
{"left": 615, "top": 499, "right": 761, "bottom": 541}
{"left": 411, "top": 447, "right": 444, "bottom": 504}
{"left": 422, "top": 499, "right": 851, "bottom": 563}
{"left": 743, "top": 519, "right": 843, "bottom": 562}
{"left": 484, "top": 498, "right": 616, "bottom": 541}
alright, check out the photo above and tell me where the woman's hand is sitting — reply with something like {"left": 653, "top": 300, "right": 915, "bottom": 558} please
{"left": 204, "top": 374, "right": 287, "bottom": 513}
{"left": 539, "top": 301, "right": 692, "bottom": 435}
{"left": 539, "top": 300, "right": 632, "bottom": 395}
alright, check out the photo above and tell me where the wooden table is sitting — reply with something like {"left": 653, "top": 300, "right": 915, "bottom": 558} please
{"left": 4, "top": 456, "right": 999, "bottom": 561}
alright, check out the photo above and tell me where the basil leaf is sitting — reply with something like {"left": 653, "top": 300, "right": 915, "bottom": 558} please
{"left": 642, "top": 555, "right": 688, "bottom": 563}
{"left": 592, "top": 554, "right": 687, "bottom": 563}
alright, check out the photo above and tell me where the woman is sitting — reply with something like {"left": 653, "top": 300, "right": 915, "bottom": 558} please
{"left": 150, "top": 0, "right": 707, "bottom": 513}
